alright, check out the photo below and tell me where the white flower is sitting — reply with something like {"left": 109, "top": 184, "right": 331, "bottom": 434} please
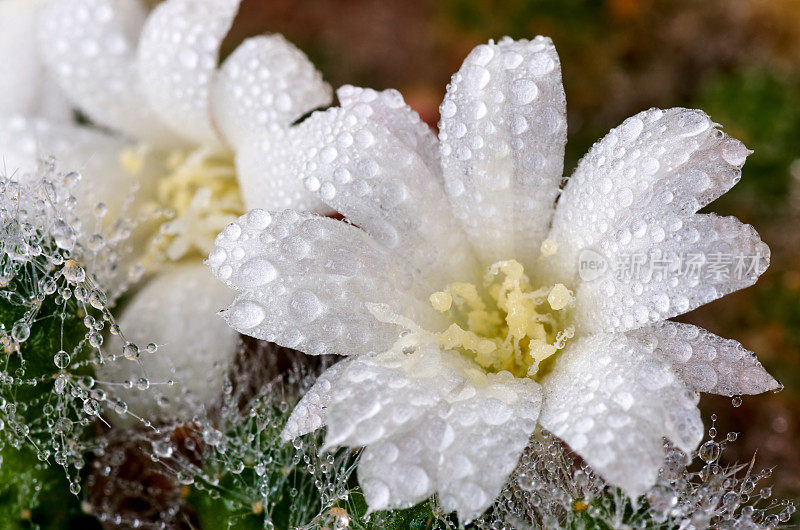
{"left": 0, "top": 0, "right": 333, "bottom": 422}
{"left": 209, "top": 36, "right": 780, "bottom": 521}
{"left": 0, "top": 0, "right": 71, "bottom": 120}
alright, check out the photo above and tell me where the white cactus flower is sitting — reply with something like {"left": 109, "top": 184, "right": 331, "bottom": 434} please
{"left": 208, "top": 36, "right": 780, "bottom": 521}
{"left": 0, "top": 0, "right": 333, "bottom": 422}
{"left": 0, "top": 0, "right": 71, "bottom": 120}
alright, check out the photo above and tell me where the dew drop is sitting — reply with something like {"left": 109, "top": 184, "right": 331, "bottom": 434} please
{"left": 238, "top": 257, "right": 277, "bottom": 287}
{"left": 288, "top": 290, "right": 323, "bottom": 324}
{"left": 53, "top": 350, "right": 71, "bottom": 369}
{"left": 510, "top": 78, "right": 539, "bottom": 105}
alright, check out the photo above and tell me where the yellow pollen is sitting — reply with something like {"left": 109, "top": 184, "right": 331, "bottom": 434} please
{"left": 548, "top": 283, "right": 572, "bottom": 311}
{"left": 540, "top": 238, "right": 558, "bottom": 256}
{"left": 429, "top": 291, "right": 453, "bottom": 312}
{"left": 428, "top": 259, "right": 574, "bottom": 379}
{"left": 120, "top": 146, "right": 146, "bottom": 175}
{"left": 125, "top": 146, "right": 244, "bottom": 269}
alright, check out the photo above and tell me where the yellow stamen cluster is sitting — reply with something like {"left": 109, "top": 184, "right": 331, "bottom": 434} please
{"left": 121, "top": 146, "right": 244, "bottom": 268}
{"left": 429, "top": 258, "right": 574, "bottom": 379}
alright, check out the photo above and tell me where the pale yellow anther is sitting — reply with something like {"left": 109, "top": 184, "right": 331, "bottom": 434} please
{"left": 428, "top": 260, "right": 575, "bottom": 379}
{"left": 449, "top": 282, "right": 486, "bottom": 312}
{"left": 120, "top": 147, "right": 144, "bottom": 175}
{"left": 429, "top": 291, "right": 453, "bottom": 312}
{"left": 540, "top": 238, "right": 558, "bottom": 256}
{"left": 476, "top": 339, "right": 497, "bottom": 356}
{"left": 547, "top": 283, "right": 572, "bottom": 311}
{"left": 505, "top": 289, "right": 536, "bottom": 340}
{"left": 136, "top": 146, "right": 243, "bottom": 267}
{"left": 530, "top": 339, "right": 557, "bottom": 362}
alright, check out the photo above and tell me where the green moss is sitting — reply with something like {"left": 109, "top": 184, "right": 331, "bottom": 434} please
{"left": 693, "top": 69, "right": 800, "bottom": 210}
{"left": 0, "top": 255, "right": 98, "bottom": 528}
{"left": 0, "top": 444, "right": 99, "bottom": 530}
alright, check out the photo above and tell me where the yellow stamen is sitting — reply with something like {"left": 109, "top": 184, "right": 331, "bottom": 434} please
{"left": 428, "top": 259, "right": 574, "bottom": 378}
{"left": 120, "top": 146, "right": 145, "bottom": 175}
{"left": 540, "top": 238, "right": 558, "bottom": 256}
{"left": 547, "top": 283, "right": 572, "bottom": 311}
{"left": 125, "top": 146, "right": 244, "bottom": 268}
{"left": 429, "top": 291, "right": 453, "bottom": 312}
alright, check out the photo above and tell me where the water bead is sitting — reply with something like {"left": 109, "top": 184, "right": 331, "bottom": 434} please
{"left": 152, "top": 439, "right": 174, "bottom": 459}
{"left": 510, "top": 78, "right": 539, "bottom": 105}
{"left": 123, "top": 342, "right": 140, "bottom": 360}
{"left": 11, "top": 321, "right": 30, "bottom": 343}
{"left": 202, "top": 427, "right": 223, "bottom": 447}
{"left": 83, "top": 399, "right": 99, "bottom": 416}
{"left": 54, "top": 350, "right": 71, "bottom": 369}
{"left": 698, "top": 440, "right": 720, "bottom": 463}
{"left": 63, "top": 260, "right": 86, "bottom": 283}
{"left": 62, "top": 171, "right": 82, "bottom": 188}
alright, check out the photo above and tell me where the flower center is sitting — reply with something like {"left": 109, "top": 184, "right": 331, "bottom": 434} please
{"left": 120, "top": 145, "right": 243, "bottom": 267}
{"left": 428, "top": 253, "right": 574, "bottom": 379}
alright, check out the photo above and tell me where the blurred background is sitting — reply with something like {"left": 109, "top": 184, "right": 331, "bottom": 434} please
{"left": 215, "top": 0, "right": 800, "bottom": 501}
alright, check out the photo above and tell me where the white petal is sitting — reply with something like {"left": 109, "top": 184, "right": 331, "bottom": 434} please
{"left": 572, "top": 213, "right": 769, "bottom": 333}
{"left": 539, "top": 333, "right": 704, "bottom": 498}
{"left": 627, "top": 322, "right": 780, "bottom": 396}
{"left": 209, "top": 209, "right": 442, "bottom": 355}
{"left": 137, "top": 0, "right": 239, "bottom": 144}
{"left": 0, "top": 0, "right": 40, "bottom": 115}
{"left": 439, "top": 36, "right": 567, "bottom": 268}
{"left": 316, "top": 345, "right": 539, "bottom": 520}
{"left": 358, "top": 421, "right": 440, "bottom": 511}
{"left": 0, "top": 0, "right": 69, "bottom": 119}
{"left": 435, "top": 378, "right": 540, "bottom": 522}
{"left": 212, "top": 34, "right": 332, "bottom": 147}
{"left": 239, "top": 85, "right": 441, "bottom": 215}
{"left": 235, "top": 132, "right": 331, "bottom": 213}
{"left": 550, "top": 108, "right": 748, "bottom": 282}
{"left": 38, "top": 0, "right": 178, "bottom": 143}
{"left": 337, "top": 85, "right": 441, "bottom": 173}
{"left": 0, "top": 116, "right": 153, "bottom": 224}
{"left": 280, "top": 360, "right": 352, "bottom": 441}
{"left": 217, "top": 35, "right": 333, "bottom": 213}
{"left": 283, "top": 101, "right": 480, "bottom": 287}
{"left": 97, "top": 265, "right": 239, "bottom": 425}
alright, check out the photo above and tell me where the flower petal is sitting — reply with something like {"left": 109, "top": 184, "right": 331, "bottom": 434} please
{"left": 439, "top": 36, "right": 567, "bottom": 268}
{"left": 627, "top": 321, "right": 780, "bottom": 396}
{"left": 137, "top": 0, "right": 239, "bottom": 144}
{"left": 281, "top": 359, "right": 352, "bottom": 441}
{"left": 572, "top": 213, "right": 769, "bottom": 333}
{"left": 214, "top": 35, "right": 333, "bottom": 213}
{"left": 212, "top": 34, "right": 332, "bottom": 147}
{"left": 0, "top": 0, "right": 70, "bottom": 119}
{"left": 234, "top": 133, "right": 332, "bottom": 213}
{"left": 38, "top": 0, "right": 178, "bottom": 144}
{"left": 550, "top": 108, "right": 748, "bottom": 282}
{"left": 282, "top": 97, "right": 480, "bottom": 286}
{"left": 97, "top": 265, "right": 239, "bottom": 425}
{"left": 209, "top": 209, "right": 442, "bottom": 355}
{"left": 317, "top": 344, "right": 540, "bottom": 520}
{"left": 0, "top": 0, "right": 40, "bottom": 115}
{"left": 539, "top": 333, "right": 704, "bottom": 498}
{"left": 337, "top": 85, "right": 441, "bottom": 173}
{"left": 435, "top": 384, "right": 540, "bottom": 522}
